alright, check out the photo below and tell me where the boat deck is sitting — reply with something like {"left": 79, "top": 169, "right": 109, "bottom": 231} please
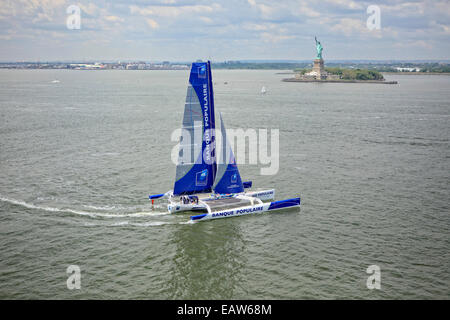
{"left": 202, "top": 197, "right": 253, "bottom": 211}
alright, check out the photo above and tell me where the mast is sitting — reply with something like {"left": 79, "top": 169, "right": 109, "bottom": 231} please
{"left": 207, "top": 61, "right": 217, "bottom": 185}
{"left": 173, "top": 61, "right": 217, "bottom": 195}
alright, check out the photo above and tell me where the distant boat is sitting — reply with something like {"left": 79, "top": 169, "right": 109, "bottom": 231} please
{"left": 51, "top": 80, "right": 60, "bottom": 83}
{"left": 261, "top": 86, "right": 267, "bottom": 94}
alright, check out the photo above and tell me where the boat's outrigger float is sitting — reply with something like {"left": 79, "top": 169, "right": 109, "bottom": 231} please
{"left": 149, "top": 61, "right": 300, "bottom": 222}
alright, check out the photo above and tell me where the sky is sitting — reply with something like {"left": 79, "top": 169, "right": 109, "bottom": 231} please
{"left": 0, "top": 0, "right": 449, "bottom": 62}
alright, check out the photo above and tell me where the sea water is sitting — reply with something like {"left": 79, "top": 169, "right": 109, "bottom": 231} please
{"left": 0, "top": 69, "right": 449, "bottom": 299}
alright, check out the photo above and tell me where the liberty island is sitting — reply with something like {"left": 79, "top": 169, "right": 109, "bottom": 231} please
{"left": 283, "top": 37, "right": 398, "bottom": 84}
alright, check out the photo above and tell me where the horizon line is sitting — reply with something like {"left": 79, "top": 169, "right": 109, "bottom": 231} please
{"left": 1, "top": 59, "right": 449, "bottom": 64}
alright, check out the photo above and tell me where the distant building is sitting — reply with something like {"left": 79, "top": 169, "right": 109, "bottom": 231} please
{"left": 69, "top": 63, "right": 105, "bottom": 70}
{"left": 396, "top": 67, "right": 421, "bottom": 72}
{"left": 126, "top": 64, "right": 138, "bottom": 70}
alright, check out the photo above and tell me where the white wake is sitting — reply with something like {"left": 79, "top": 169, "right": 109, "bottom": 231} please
{"left": 0, "top": 195, "right": 170, "bottom": 219}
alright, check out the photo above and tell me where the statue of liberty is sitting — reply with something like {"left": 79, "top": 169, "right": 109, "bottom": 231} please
{"left": 315, "top": 36, "right": 323, "bottom": 60}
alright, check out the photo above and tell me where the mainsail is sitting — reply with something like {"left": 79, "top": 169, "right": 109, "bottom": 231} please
{"left": 213, "top": 113, "right": 244, "bottom": 194}
{"left": 173, "top": 61, "right": 216, "bottom": 195}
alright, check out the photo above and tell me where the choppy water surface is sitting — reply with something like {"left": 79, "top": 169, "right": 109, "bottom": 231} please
{"left": 0, "top": 69, "right": 449, "bottom": 299}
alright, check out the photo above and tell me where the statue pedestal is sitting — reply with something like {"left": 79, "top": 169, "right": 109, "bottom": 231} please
{"left": 312, "top": 59, "right": 326, "bottom": 79}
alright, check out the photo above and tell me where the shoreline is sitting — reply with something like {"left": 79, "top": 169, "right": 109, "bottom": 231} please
{"left": 282, "top": 78, "right": 398, "bottom": 84}
{"left": 381, "top": 72, "right": 450, "bottom": 75}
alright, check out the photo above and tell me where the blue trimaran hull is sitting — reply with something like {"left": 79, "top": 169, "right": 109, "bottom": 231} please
{"left": 149, "top": 61, "right": 300, "bottom": 222}
{"left": 191, "top": 198, "right": 300, "bottom": 222}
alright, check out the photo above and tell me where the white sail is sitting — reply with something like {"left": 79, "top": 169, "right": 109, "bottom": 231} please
{"left": 213, "top": 113, "right": 244, "bottom": 194}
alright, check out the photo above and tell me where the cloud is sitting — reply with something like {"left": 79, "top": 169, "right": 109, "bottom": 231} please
{"left": 129, "top": 3, "right": 222, "bottom": 18}
{"left": 297, "top": 1, "right": 321, "bottom": 18}
{"left": 247, "top": 1, "right": 283, "bottom": 19}
{"left": 324, "top": 0, "right": 364, "bottom": 10}
{"left": 145, "top": 18, "right": 159, "bottom": 29}
{"left": 242, "top": 21, "right": 296, "bottom": 43}
{"left": 199, "top": 16, "right": 213, "bottom": 24}
{"left": 0, "top": 0, "right": 449, "bottom": 61}
{"left": 393, "top": 39, "right": 433, "bottom": 50}
{"left": 332, "top": 17, "right": 368, "bottom": 36}
{"left": 104, "top": 15, "right": 124, "bottom": 23}
{"left": 261, "top": 32, "right": 295, "bottom": 43}
{"left": 380, "top": 2, "right": 425, "bottom": 17}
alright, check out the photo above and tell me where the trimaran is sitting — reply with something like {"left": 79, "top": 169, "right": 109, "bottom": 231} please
{"left": 149, "top": 61, "right": 300, "bottom": 222}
